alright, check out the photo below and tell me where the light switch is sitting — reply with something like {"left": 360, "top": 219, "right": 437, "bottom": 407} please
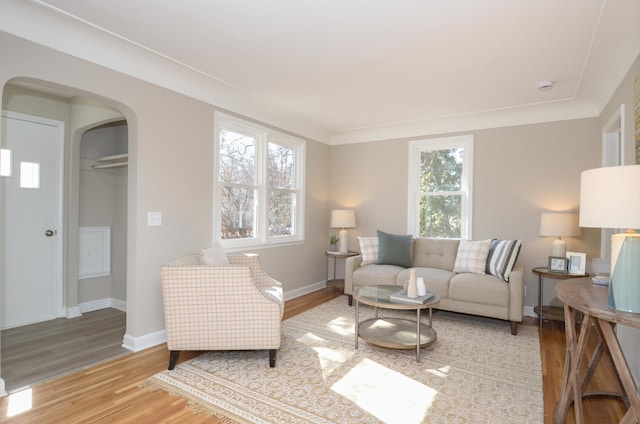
{"left": 148, "top": 212, "right": 162, "bottom": 226}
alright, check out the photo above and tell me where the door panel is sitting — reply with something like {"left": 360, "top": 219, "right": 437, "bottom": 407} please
{"left": 1, "top": 111, "right": 64, "bottom": 329}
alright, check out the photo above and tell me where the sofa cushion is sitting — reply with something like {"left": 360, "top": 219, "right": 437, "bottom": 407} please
{"left": 201, "top": 243, "right": 229, "bottom": 265}
{"left": 353, "top": 264, "right": 406, "bottom": 286}
{"left": 453, "top": 239, "right": 491, "bottom": 274}
{"left": 449, "top": 273, "right": 509, "bottom": 307}
{"left": 397, "top": 267, "right": 454, "bottom": 300}
{"left": 357, "top": 236, "right": 378, "bottom": 265}
{"left": 486, "top": 239, "right": 522, "bottom": 282}
{"left": 412, "top": 238, "right": 460, "bottom": 271}
{"left": 377, "top": 230, "right": 412, "bottom": 267}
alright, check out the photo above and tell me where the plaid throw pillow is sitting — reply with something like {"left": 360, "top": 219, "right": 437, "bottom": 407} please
{"left": 358, "top": 237, "right": 379, "bottom": 265}
{"left": 453, "top": 239, "right": 492, "bottom": 274}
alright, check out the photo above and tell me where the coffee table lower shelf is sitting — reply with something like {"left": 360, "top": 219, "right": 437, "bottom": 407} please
{"left": 358, "top": 317, "right": 437, "bottom": 350}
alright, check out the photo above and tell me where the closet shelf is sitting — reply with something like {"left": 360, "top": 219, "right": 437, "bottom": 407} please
{"left": 91, "top": 153, "right": 128, "bottom": 169}
{"left": 92, "top": 162, "right": 128, "bottom": 169}
{"left": 95, "top": 153, "right": 128, "bottom": 162}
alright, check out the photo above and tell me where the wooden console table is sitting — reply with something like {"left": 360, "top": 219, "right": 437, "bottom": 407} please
{"left": 554, "top": 279, "right": 640, "bottom": 424}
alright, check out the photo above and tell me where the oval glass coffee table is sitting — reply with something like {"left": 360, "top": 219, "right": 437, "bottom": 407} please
{"left": 354, "top": 284, "right": 440, "bottom": 362}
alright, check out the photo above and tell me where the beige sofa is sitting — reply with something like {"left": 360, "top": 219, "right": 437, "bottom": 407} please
{"left": 345, "top": 237, "right": 524, "bottom": 335}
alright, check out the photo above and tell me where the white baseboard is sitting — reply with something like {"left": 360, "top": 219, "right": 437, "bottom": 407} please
{"left": 65, "top": 306, "right": 82, "bottom": 318}
{"left": 283, "top": 281, "right": 327, "bottom": 301}
{"left": 78, "top": 298, "right": 127, "bottom": 314}
{"left": 122, "top": 329, "right": 167, "bottom": 352}
{"left": 523, "top": 306, "right": 537, "bottom": 318}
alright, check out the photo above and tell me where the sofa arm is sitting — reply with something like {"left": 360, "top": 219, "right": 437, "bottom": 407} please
{"left": 507, "top": 264, "right": 525, "bottom": 322}
{"left": 345, "top": 255, "right": 362, "bottom": 295}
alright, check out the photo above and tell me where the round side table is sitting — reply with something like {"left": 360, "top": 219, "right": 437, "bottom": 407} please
{"left": 532, "top": 267, "right": 589, "bottom": 328}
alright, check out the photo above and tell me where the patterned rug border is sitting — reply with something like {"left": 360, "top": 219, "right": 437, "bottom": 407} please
{"left": 143, "top": 298, "right": 543, "bottom": 423}
{"left": 142, "top": 376, "right": 244, "bottom": 423}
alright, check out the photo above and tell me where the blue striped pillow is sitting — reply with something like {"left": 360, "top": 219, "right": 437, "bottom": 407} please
{"left": 486, "top": 239, "right": 522, "bottom": 281}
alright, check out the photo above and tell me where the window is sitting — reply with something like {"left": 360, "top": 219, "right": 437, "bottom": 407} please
{"left": 407, "top": 135, "right": 473, "bottom": 239}
{"left": 0, "top": 149, "right": 11, "bottom": 177}
{"left": 215, "top": 112, "right": 305, "bottom": 249}
{"left": 20, "top": 161, "right": 40, "bottom": 189}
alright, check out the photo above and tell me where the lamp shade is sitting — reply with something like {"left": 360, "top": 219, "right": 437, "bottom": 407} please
{"left": 579, "top": 165, "right": 640, "bottom": 312}
{"left": 579, "top": 165, "right": 640, "bottom": 230}
{"left": 330, "top": 210, "right": 356, "bottom": 229}
{"left": 539, "top": 212, "right": 581, "bottom": 237}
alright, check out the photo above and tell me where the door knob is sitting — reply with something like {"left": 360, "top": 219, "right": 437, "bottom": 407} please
{"left": 45, "top": 229, "right": 55, "bottom": 237}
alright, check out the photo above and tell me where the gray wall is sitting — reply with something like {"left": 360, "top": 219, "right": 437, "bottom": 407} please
{"left": 598, "top": 54, "right": 640, "bottom": 382}
{"left": 0, "top": 31, "right": 331, "bottom": 352}
{"left": 1, "top": 26, "right": 639, "bottom": 375}
{"left": 330, "top": 120, "right": 602, "bottom": 310}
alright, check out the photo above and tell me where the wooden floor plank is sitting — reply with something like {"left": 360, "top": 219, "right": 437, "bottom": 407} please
{"left": 1, "top": 308, "right": 129, "bottom": 392}
{"left": 0, "top": 291, "right": 630, "bottom": 423}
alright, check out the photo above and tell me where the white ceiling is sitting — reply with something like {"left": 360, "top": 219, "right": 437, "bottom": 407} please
{"left": 3, "top": 0, "right": 640, "bottom": 143}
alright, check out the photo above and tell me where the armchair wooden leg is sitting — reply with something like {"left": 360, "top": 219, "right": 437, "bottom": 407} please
{"left": 348, "top": 295, "right": 353, "bottom": 306}
{"left": 510, "top": 321, "right": 518, "bottom": 336}
{"left": 168, "top": 350, "right": 181, "bottom": 370}
{"left": 269, "top": 349, "right": 277, "bottom": 367}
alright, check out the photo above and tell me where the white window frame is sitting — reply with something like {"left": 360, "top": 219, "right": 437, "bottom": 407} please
{"left": 407, "top": 134, "right": 474, "bottom": 239}
{"left": 214, "top": 112, "right": 306, "bottom": 250}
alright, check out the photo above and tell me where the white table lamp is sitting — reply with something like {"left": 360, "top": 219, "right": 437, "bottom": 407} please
{"left": 539, "top": 212, "right": 581, "bottom": 257}
{"left": 331, "top": 210, "right": 356, "bottom": 254}
{"left": 580, "top": 165, "right": 640, "bottom": 313}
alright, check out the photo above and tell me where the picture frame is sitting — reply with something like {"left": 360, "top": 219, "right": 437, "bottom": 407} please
{"left": 548, "top": 256, "right": 568, "bottom": 273}
{"left": 566, "top": 251, "right": 587, "bottom": 275}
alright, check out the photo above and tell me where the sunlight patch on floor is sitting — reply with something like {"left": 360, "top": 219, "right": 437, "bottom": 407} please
{"left": 313, "top": 346, "right": 356, "bottom": 379}
{"left": 297, "top": 332, "right": 356, "bottom": 379}
{"left": 7, "top": 388, "right": 32, "bottom": 417}
{"left": 327, "top": 315, "right": 354, "bottom": 336}
{"left": 331, "top": 358, "right": 436, "bottom": 423}
{"left": 426, "top": 365, "right": 451, "bottom": 378}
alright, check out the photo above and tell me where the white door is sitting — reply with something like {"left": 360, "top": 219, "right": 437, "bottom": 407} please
{"left": 1, "top": 111, "right": 64, "bottom": 329}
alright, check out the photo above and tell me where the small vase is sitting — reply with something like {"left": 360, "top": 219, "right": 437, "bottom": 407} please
{"left": 329, "top": 243, "right": 337, "bottom": 252}
{"left": 417, "top": 277, "right": 426, "bottom": 296}
{"left": 407, "top": 269, "right": 418, "bottom": 298}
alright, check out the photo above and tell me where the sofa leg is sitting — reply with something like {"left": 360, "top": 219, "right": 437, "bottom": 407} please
{"left": 348, "top": 295, "right": 353, "bottom": 306}
{"left": 269, "top": 349, "right": 277, "bottom": 367}
{"left": 168, "top": 350, "right": 181, "bottom": 370}
{"left": 510, "top": 321, "right": 518, "bottom": 336}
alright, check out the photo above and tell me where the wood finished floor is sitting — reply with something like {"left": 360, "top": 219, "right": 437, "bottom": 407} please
{"left": 0, "top": 290, "right": 629, "bottom": 423}
{"left": 1, "top": 308, "right": 129, "bottom": 393}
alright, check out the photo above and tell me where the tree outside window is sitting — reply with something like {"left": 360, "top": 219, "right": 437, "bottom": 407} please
{"left": 408, "top": 135, "right": 473, "bottom": 239}
{"left": 215, "top": 113, "right": 305, "bottom": 248}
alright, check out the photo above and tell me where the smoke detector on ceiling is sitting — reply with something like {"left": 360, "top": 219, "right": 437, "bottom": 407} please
{"left": 537, "top": 80, "right": 554, "bottom": 91}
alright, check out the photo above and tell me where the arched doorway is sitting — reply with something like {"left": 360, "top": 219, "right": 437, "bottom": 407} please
{"left": 1, "top": 80, "right": 132, "bottom": 393}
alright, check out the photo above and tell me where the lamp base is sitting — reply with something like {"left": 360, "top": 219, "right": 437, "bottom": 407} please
{"left": 338, "top": 229, "right": 348, "bottom": 254}
{"left": 609, "top": 233, "right": 640, "bottom": 313}
{"left": 551, "top": 238, "right": 566, "bottom": 257}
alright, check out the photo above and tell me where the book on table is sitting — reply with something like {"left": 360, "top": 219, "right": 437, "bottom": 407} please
{"left": 389, "top": 289, "right": 435, "bottom": 304}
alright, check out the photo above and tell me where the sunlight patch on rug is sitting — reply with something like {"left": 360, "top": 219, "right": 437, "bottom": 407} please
{"left": 332, "top": 358, "right": 436, "bottom": 423}
{"left": 145, "top": 297, "right": 543, "bottom": 423}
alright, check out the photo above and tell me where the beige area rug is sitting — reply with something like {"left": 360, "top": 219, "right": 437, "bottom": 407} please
{"left": 145, "top": 298, "right": 543, "bottom": 423}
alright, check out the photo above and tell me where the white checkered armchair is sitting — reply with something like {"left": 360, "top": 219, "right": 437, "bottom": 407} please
{"left": 160, "top": 253, "right": 284, "bottom": 369}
